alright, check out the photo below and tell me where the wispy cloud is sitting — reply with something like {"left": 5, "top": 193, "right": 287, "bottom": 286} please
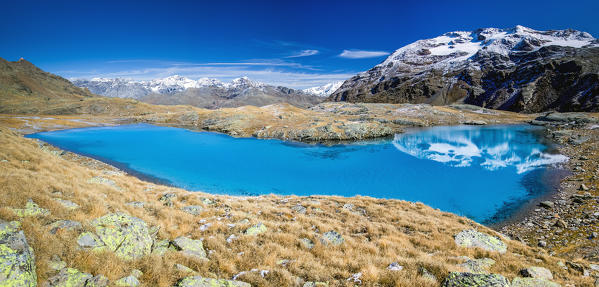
{"left": 286, "top": 49, "right": 319, "bottom": 58}
{"left": 339, "top": 49, "right": 390, "bottom": 59}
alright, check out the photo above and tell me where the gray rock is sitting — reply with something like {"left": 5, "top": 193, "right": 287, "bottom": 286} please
{"left": 299, "top": 238, "right": 314, "bottom": 249}
{"left": 539, "top": 201, "right": 554, "bottom": 209}
{"left": 175, "top": 276, "right": 251, "bottom": 287}
{"left": 77, "top": 232, "right": 105, "bottom": 249}
{"left": 172, "top": 237, "right": 207, "bottom": 260}
{"left": 49, "top": 220, "right": 82, "bottom": 234}
{"left": 181, "top": 205, "right": 203, "bottom": 215}
{"left": 0, "top": 220, "right": 37, "bottom": 287}
{"left": 115, "top": 275, "right": 139, "bottom": 287}
{"left": 44, "top": 268, "right": 93, "bottom": 287}
{"left": 89, "top": 176, "right": 121, "bottom": 190}
{"left": 151, "top": 239, "right": 173, "bottom": 256}
{"left": 303, "top": 282, "right": 329, "bottom": 287}
{"left": 511, "top": 277, "right": 561, "bottom": 287}
{"left": 442, "top": 272, "right": 509, "bottom": 287}
{"left": 159, "top": 192, "right": 177, "bottom": 207}
{"left": 419, "top": 267, "right": 437, "bottom": 282}
{"left": 175, "top": 264, "right": 195, "bottom": 273}
{"left": 54, "top": 199, "right": 80, "bottom": 210}
{"left": 125, "top": 202, "right": 145, "bottom": 208}
{"left": 85, "top": 213, "right": 153, "bottom": 259}
{"left": 291, "top": 204, "right": 307, "bottom": 214}
{"left": 86, "top": 275, "right": 109, "bottom": 287}
{"left": 244, "top": 223, "right": 267, "bottom": 235}
{"left": 320, "top": 231, "right": 344, "bottom": 246}
{"left": 387, "top": 262, "right": 403, "bottom": 271}
{"left": 454, "top": 229, "right": 507, "bottom": 253}
{"left": 520, "top": 266, "right": 553, "bottom": 280}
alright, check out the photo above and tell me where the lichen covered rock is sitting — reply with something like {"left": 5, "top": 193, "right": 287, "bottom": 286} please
{"left": 11, "top": 199, "right": 50, "bottom": 217}
{"left": 172, "top": 237, "right": 207, "bottom": 260}
{"left": 0, "top": 220, "right": 37, "bottom": 287}
{"left": 49, "top": 220, "right": 82, "bottom": 234}
{"left": 520, "top": 266, "right": 553, "bottom": 280}
{"left": 78, "top": 213, "right": 153, "bottom": 259}
{"left": 459, "top": 258, "right": 496, "bottom": 274}
{"left": 176, "top": 276, "right": 251, "bottom": 287}
{"left": 442, "top": 272, "right": 509, "bottom": 287}
{"left": 244, "top": 223, "right": 267, "bottom": 235}
{"left": 320, "top": 230, "right": 344, "bottom": 246}
{"left": 44, "top": 267, "right": 93, "bottom": 287}
{"left": 181, "top": 205, "right": 203, "bottom": 215}
{"left": 454, "top": 229, "right": 507, "bottom": 253}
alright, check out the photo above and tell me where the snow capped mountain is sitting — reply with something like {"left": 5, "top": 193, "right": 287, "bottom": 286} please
{"left": 303, "top": 81, "right": 344, "bottom": 97}
{"left": 72, "top": 76, "right": 323, "bottom": 109}
{"left": 330, "top": 26, "right": 599, "bottom": 112}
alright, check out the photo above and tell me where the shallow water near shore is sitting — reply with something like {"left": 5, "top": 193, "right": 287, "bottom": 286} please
{"left": 28, "top": 123, "right": 568, "bottom": 224}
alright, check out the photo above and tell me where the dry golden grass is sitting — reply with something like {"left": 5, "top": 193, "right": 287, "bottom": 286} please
{"left": 0, "top": 124, "right": 594, "bottom": 286}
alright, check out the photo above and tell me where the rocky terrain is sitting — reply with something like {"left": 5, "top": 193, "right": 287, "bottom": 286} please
{"left": 329, "top": 26, "right": 599, "bottom": 113}
{"left": 73, "top": 76, "right": 325, "bottom": 109}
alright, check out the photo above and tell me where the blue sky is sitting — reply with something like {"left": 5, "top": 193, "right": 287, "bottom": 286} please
{"left": 1, "top": 0, "right": 598, "bottom": 88}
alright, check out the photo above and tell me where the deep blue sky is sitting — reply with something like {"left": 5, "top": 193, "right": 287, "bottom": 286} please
{"left": 1, "top": 0, "right": 598, "bottom": 88}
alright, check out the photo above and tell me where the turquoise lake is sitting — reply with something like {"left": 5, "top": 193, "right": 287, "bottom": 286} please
{"left": 28, "top": 123, "right": 569, "bottom": 224}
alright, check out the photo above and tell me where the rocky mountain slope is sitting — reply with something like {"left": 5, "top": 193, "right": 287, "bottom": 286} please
{"left": 329, "top": 26, "right": 599, "bottom": 113}
{"left": 73, "top": 76, "right": 325, "bottom": 109}
{"left": 302, "top": 81, "right": 343, "bottom": 97}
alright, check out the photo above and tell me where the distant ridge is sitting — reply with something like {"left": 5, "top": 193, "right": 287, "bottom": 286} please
{"left": 330, "top": 26, "right": 599, "bottom": 112}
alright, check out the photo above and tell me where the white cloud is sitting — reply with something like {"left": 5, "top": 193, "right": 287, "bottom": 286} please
{"left": 339, "top": 49, "right": 390, "bottom": 59}
{"left": 286, "top": 49, "right": 319, "bottom": 58}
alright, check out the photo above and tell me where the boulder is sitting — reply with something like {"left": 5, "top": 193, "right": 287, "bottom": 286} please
{"left": 11, "top": 199, "right": 50, "bottom": 217}
{"left": 442, "top": 272, "right": 509, "bottom": 287}
{"left": 291, "top": 204, "right": 307, "bottom": 214}
{"left": 47, "top": 255, "right": 67, "bottom": 271}
{"left": 320, "top": 231, "right": 344, "bottom": 246}
{"left": 244, "top": 223, "right": 267, "bottom": 235}
{"left": 0, "top": 220, "right": 37, "bottom": 287}
{"left": 454, "top": 229, "right": 507, "bottom": 253}
{"left": 44, "top": 268, "right": 93, "bottom": 287}
{"left": 520, "top": 266, "right": 553, "bottom": 280}
{"left": 511, "top": 277, "right": 561, "bottom": 287}
{"left": 86, "top": 275, "right": 109, "bottom": 287}
{"left": 49, "top": 220, "right": 82, "bottom": 234}
{"left": 299, "top": 238, "right": 314, "bottom": 249}
{"left": 80, "top": 213, "right": 153, "bottom": 260}
{"left": 387, "top": 262, "right": 403, "bottom": 271}
{"left": 159, "top": 192, "right": 177, "bottom": 207}
{"left": 181, "top": 205, "right": 203, "bottom": 215}
{"left": 114, "top": 276, "right": 139, "bottom": 287}
{"left": 176, "top": 276, "right": 251, "bottom": 287}
{"left": 172, "top": 237, "right": 207, "bottom": 260}
{"left": 175, "top": 263, "right": 195, "bottom": 273}
{"left": 151, "top": 239, "right": 174, "bottom": 256}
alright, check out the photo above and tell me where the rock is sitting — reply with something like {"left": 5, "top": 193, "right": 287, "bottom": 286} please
{"left": 299, "top": 238, "right": 314, "bottom": 249}
{"left": 114, "top": 275, "right": 139, "bottom": 287}
{"left": 291, "top": 204, "right": 307, "bottom": 214}
{"left": 580, "top": 184, "right": 590, "bottom": 191}
{"left": 54, "top": 199, "right": 80, "bottom": 210}
{"left": 0, "top": 220, "right": 37, "bottom": 287}
{"left": 511, "top": 277, "right": 561, "bottom": 287}
{"left": 538, "top": 240, "right": 547, "bottom": 247}
{"left": 175, "top": 264, "right": 195, "bottom": 273}
{"left": 463, "top": 120, "right": 488, "bottom": 125}
{"left": 49, "top": 220, "right": 82, "bottom": 234}
{"left": 244, "top": 223, "right": 267, "bottom": 235}
{"left": 346, "top": 272, "right": 362, "bottom": 284}
{"left": 454, "top": 229, "right": 507, "bottom": 253}
{"left": 87, "top": 213, "right": 153, "bottom": 259}
{"left": 198, "top": 197, "right": 215, "bottom": 205}
{"left": 47, "top": 255, "right": 67, "bottom": 271}
{"left": 555, "top": 219, "right": 567, "bottom": 228}
{"left": 130, "top": 269, "right": 143, "bottom": 278}
{"left": 176, "top": 276, "right": 251, "bottom": 287}
{"left": 539, "top": 201, "right": 554, "bottom": 209}
{"left": 342, "top": 203, "right": 354, "bottom": 211}
{"left": 151, "top": 239, "right": 173, "bottom": 256}
{"left": 44, "top": 268, "right": 93, "bottom": 287}
{"left": 125, "top": 202, "right": 145, "bottom": 208}
{"left": 11, "top": 199, "right": 50, "bottom": 217}
{"left": 172, "top": 237, "right": 207, "bottom": 260}
{"left": 159, "top": 192, "right": 177, "bottom": 207}
{"left": 181, "top": 205, "right": 203, "bottom": 215}
{"left": 520, "top": 266, "right": 553, "bottom": 280}
{"left": 442, "top": 272, "right": 509, "bottom": 287}
{"left": 566, "top": 261, "right": 586, "bottom": 274}
{"left": 387, "top": 262, "right": 403, "bottom": 271}
{"left": 86, "top": 275, "right": 109, "bottom": 287}
{"left": 303, "top": 282, "right": 329, "bottom": 287}
{"left": 320, "top": 231, "right": 344, "bottom": 246}
{"left": 77, "top": 232, "right": 105, "bottom": 249}
{"left": 459, "top": 258, "right": 495, "bottom": 274}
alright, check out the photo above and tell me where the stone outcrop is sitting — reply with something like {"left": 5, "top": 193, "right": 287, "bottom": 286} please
{"left": 172, "top": 237, "right": 207, "bottom": 260}
{"left": 454, "top": 229, "right": 507, "bottom": 253}
{"left": 442, "top": 272, "right": 509, "bottom": 287}
{"left": 0, "top": 220, "right": 37, "bottom": 287}
{"left": 176, "top": 276, "right": 251, "bottom": 287}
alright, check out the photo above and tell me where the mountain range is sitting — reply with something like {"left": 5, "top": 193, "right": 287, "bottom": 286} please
{"left": 329, "top": 25, "right": 599, "bottom": 112}
{"left": 72, "top": 76, "right": 337, "bottom": 109}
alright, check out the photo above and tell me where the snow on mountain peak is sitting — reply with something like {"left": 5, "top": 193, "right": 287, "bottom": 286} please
{"left": 379, "top": 25, "right": 597, "bottom": 73}
{"left": 303, "top": 81, "right": 344, "bottom": 97}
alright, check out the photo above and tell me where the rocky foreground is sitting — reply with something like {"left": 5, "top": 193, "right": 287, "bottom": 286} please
{"left": 0, "top": 110, "right": 598, "bottom": 286}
